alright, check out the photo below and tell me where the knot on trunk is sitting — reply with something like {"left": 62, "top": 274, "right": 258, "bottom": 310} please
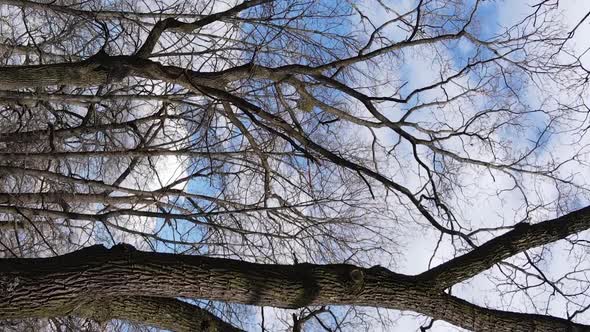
{"left": 85, "top": 53, "right": 131, "bottom": 83}
{"left": 348, "top": 269, "right": 365, "bottom": 294}
{"left": 80, "top": 298, "right": 114, "bottom": 325}
{"left": 110, "top": 243, "right": 137, "bottom": 263}
{"left": 112, "top": 243, "right": 136, "bottom": 252}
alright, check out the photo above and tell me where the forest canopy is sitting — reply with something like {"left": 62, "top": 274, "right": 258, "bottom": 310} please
{"left": 1, "top": 0, "right": 590, "bottom": 331}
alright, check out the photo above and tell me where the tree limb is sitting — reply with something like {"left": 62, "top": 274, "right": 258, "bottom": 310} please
{"left": 2, "top": 232, "right": 590, "bottom": 332}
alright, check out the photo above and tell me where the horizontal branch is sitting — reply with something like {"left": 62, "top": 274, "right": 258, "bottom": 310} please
{"left": 0, "top": 242, "right": 587, "bottom": 331}
{"left": 73, "top": 296, "right": 243, "bottom": 332}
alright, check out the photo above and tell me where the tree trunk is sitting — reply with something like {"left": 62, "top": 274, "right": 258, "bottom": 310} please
{"left": 0, "top": 243, "right": 587, "bottom": 332}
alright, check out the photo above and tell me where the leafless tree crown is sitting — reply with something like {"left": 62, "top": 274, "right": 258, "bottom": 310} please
{"left": 1, "top": 0, "right": 590, "bottom": 331}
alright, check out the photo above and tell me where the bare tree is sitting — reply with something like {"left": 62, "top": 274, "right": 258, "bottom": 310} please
{"left": 1, "top": 0, "right": 590, "bottom": 331}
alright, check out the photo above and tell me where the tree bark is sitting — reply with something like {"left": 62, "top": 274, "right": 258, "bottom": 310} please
{"left": 72, "top": 296, "right": 243, "bottom": 332}
{"left": 0, "top": 61, "right": 108, "bottom": 89}
{"left": 1, "top": 241, "right": 588, "bottom": 332}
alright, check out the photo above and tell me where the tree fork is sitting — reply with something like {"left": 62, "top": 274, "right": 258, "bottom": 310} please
{"left": 1, "top": 241, "right": 588, "bottom": 331}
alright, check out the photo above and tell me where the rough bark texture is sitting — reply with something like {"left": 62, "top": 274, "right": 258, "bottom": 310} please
{"left": 0, "top": 243, "right": 588, "bottom": 332}
{"left": 1, "top": 3, "right": 589, "bottom": 329}
{"left": 0, "top": 60, "right": 109, "bottom": 89}
{"left": 0, "top": 246, "right": 243, "bottom": 332}
{"left": 3, "top": 50, "right": 590, "bottom": 330}
{"left": 73, "top": 296, "right": 243, "bottom": 332}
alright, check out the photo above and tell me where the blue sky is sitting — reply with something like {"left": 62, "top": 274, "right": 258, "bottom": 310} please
{"left": 72, "top": 0, "right": 590, "bottom": 330}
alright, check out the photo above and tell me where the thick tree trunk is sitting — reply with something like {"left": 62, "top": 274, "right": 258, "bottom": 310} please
{"left": 0, "top": 61, "right": 109, "bottom": 89}
{"left": 0, "top": 55, "right": 241, "bottom": 90}
{"left": 0, "top": 243, "right": 587, "bottom": 332}
{"left": 1, "top": 6, "right": 589, "bottom": 330}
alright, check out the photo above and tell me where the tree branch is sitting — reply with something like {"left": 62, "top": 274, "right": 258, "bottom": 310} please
{"left": 72, "top": 296, "right": 243, "bottom": 332}
{"left": 136, "top": 0, "right": 270, "bottom": 58}
{"left": 1, "top": 240, "right": 589, "bottom": 331}
{"left": 419, "top": 206, "right": 590, "bottom": 289}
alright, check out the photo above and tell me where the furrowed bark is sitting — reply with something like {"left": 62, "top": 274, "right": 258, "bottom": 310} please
{"left": 0, "top": 55, "right": 231, "bottom": 89}
{"left": 1, "top": 20, "right": 590, "bottom": 331}
{"left": 1, "top": 241, "right": 588, "bottom": 332}
{"left": 0, "top": 61, "right": 108, "bottom": 89}
{"left": 72, "top": 296, "right": 243, "bottom": 332}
